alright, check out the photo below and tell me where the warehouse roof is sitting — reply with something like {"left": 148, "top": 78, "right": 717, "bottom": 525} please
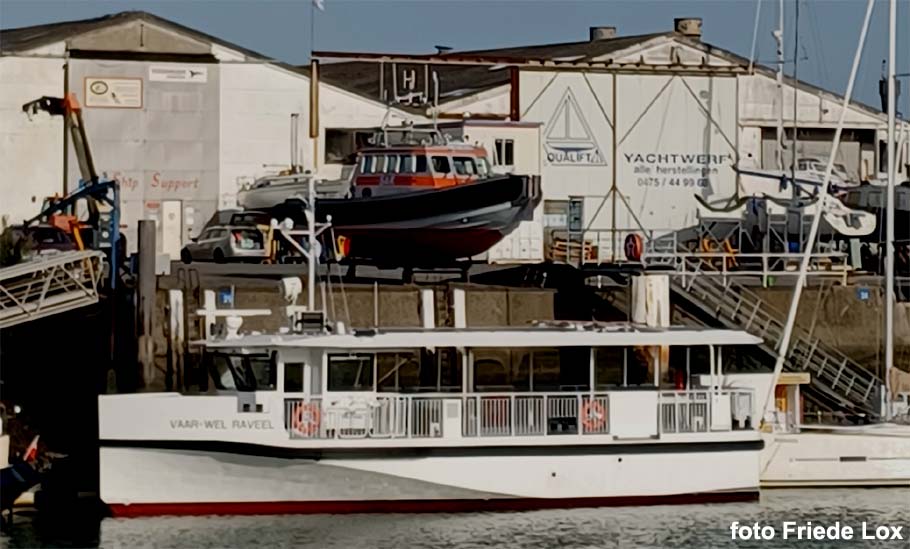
{"left": 309, "top": 32, "right": 669, "bottom": 110}
{"left": 312, "top": 30, "right": 894, "bottom": 121}
{"left": 0, "top": 10, "right": 269, "bottom": 60}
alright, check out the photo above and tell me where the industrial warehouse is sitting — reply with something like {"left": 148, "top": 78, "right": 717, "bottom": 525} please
{"left": 0, "top": 5, "right": 908, "bottom": 537}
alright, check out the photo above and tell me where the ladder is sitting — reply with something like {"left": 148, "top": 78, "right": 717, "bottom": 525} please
{"left": 0, "top": 251, "right": 105, "bottom": 329}
{"left": 671, "top": 256, "right": 881, "bottom": 416}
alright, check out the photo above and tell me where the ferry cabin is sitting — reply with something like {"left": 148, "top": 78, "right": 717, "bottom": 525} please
{"left": 98, "top": 324, "right": 764, "bottom": 515}
{"left": 203, "top": 326, "right": 761, "bottom": 440}
{"left": 352, "top": 144, "right": 494, "bottom": 198}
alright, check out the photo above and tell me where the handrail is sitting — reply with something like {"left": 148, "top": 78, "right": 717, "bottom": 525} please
{"left": 675, "top": 257, "right": 880, "bottom": 413}
{"left": 285, "top": 389, "right": 757, "bottom": 440}
{"left": 0, "top": 250, "right": 105, "bottom": 329}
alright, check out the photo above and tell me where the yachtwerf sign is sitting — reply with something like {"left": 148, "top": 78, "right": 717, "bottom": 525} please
{"left": 544, "top": 88, "right": 606, "bottom": 166}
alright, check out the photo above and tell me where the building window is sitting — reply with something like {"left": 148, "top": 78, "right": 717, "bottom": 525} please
{"left": 432, "top": 156, "right": 451, "bottom": 174}
{"left": 494, "top": 139, "right": 514, "bottom": 166}
{"left": 327, "top": 354, "right": 374, "bottom": 391}
{"left": 325, "top": 129, "right": 372, "bottom": 164}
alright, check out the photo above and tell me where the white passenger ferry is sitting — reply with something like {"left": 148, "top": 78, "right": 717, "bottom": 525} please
{"left": 99, "top": 318, "right": 763, "bottom": 516}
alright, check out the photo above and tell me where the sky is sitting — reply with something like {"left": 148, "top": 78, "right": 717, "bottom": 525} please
{"left": 1, "top": 0, "right": 908, "bottom": 113}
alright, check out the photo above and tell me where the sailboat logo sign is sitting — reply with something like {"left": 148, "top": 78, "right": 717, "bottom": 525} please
{"left": 544, "top": 88, "right": 606, "bottom": 166}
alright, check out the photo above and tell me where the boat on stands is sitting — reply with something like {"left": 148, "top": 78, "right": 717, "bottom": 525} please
{"left": 237, "top": 171, "right": 353, "bottom": 210}
{"left": 697, "top": 167, "right": 878, "bottom": 239}
{"left": 274, "top": 173, "right": 539, "bottom": 264}
{"left": 97, "top": 309, "right": 764, "bottom": 516}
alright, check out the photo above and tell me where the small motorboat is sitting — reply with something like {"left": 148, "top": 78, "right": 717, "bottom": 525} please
{"left": 237, "top": 171, "right": 353, "bottom": 210}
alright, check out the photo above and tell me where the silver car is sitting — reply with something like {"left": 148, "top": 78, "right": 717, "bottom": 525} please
{"left": 180, "top": 224, "right": 267, "bottom": 263}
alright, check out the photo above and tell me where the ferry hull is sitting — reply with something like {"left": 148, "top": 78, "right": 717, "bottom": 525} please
{"left": 100, "top": 442, "right": 760, "bottom": 517}
{"left": 760, "top": 427, "right": 910, "bottom": 487}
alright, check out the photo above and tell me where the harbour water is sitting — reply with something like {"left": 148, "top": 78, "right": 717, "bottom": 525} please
{"left": 3, "top": 489, "right": 908, "bottom": 548}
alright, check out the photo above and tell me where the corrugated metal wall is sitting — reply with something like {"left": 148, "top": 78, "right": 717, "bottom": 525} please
{"left": 67, "top": 59, "right": 220, "bottom": 255}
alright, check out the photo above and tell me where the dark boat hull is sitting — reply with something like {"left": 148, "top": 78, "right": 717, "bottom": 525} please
{"left": 268, "top": 174, "right": 541, "bottom": 265}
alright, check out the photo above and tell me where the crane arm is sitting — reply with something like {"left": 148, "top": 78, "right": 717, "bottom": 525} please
{"left": 22, "top": 93, "right": 99, "bottom": 186}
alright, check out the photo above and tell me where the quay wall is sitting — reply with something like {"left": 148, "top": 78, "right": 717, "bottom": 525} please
{"left": 752, "top": 286, "right": 910, "bottom": 370}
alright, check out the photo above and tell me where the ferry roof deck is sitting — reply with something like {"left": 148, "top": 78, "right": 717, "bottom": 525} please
{"left": 204, "top": 323, "right": 761, "bottom": 350}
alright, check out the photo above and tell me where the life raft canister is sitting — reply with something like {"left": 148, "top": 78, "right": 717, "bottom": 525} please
{"left": 580, "top": 399, "right": 607, "bottom": 432}
{"left": 291, "top": 402, "right": 321, "bottom": 437}
{"left": 624, "top": 233, "right": 643, "bottom": 262}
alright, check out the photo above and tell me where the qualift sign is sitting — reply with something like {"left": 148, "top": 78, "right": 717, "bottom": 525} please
{"left": 544, "top": 88, "right": 606, "bottom": 166}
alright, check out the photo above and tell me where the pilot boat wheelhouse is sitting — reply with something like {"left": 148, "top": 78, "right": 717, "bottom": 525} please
{"left": 99, "top": 322, "right": 762, "bottom": 516}
{"left": 352, "top": 142, "right": 494, "bottom": 198}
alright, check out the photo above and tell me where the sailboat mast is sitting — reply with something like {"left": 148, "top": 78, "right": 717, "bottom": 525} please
{"left": 760, "top": 0, "right": 875, "bottom": 424}
{"left": 791, "top": 1, "right": 800, "bottom": 192}
{"left": 884, "top": 0, "right": 896, "bottom": 419}
{"left": 775, "top": 0, "right": 785, "bottom": 171}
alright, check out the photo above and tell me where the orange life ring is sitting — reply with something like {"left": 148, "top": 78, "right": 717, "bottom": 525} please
{"left": 291, "top": 402, "right": 321, "bottom": 437}
{"left": 624, "top": 233, "right": 643, "bottom": 262}
{"left": 580, "top": 400, "right": 607, "bottom": 432}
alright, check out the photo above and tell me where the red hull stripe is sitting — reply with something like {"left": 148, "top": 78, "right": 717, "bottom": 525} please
{"left": 108, "top": 491, "right": 758, "bottom": 517}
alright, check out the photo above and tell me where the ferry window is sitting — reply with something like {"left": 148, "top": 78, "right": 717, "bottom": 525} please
{"left": 284, "top": 362, "right": 304, "bottom": 393}
{"left": 494, "top": 139, "right": 514, "bottom": 166}
{"left": 377, "top": 352, "right": 420, "bottom": 392}
{"left": 453, "top": 157, "right": 478, "bottom": 176}
{"left": 208, "top": 354, "right": 274, "bottom": 392}
{"left": 473, "top": 348, "right": 529, "bottom": 392}
{"left": 529, "top": 349, "right": 561, "bottom": 391}
{"left": 249, "top": 355, "right": 277, "bottom": 391}
{"left": 328, "top": 354, "right": 374, "bottom": 391}
{"left": 415, "top": 155, "right": 428, "bottom": 173}
{"left": 437, "top": 348, "right": 462, "bottom": 392}
{"left": 594, "top": 347, "right": 624, "bottom": 388}
{"left": 431, "top": 156, "right": 451, "bottom": 174}
{"left": 210, "top": 354, "right": 238, "bottom": 391}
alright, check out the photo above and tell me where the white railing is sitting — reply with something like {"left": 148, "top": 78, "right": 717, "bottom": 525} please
{"left": 651, "top": 252, "right": 852, "bottom": 286}
{"left": 286, "top": 392, "right": 610, "bottom": 440}
{"left": 459, "top": 392, "right": 610, "bottom": 437}
{"left": 659, "top": 390, "right": 755, "bottom": 434}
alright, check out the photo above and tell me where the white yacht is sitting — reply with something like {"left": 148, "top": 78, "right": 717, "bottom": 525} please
{"left": 760, "top": 373, "right": 910, "bottom": 487}
{"left": 98, "top": 318, "right": 763, "bottom": 516}
{"left": 709, "top": 372, "right": 910, "bottom": 488}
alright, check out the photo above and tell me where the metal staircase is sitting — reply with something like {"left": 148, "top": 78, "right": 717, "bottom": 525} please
{"left": 671, "top": 257, "right": 881, "bottom": 416}
{"left": 0, "top": 251, "right": 105, "bottom": 329}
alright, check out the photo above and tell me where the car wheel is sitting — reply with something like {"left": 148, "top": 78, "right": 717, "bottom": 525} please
{"left": 213, "top": 249, "right": 226, "bottom": 264}
{"left": 180, "top": 248, "right": 192, "bottom": 264}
